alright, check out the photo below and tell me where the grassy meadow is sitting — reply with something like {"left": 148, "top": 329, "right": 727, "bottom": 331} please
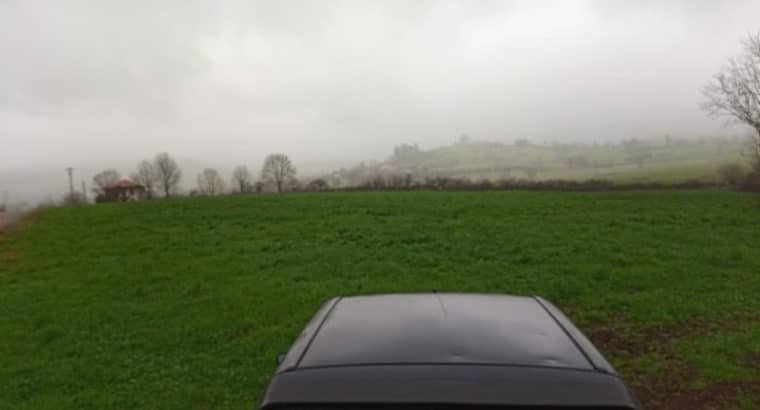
{"left": 328, "top": 137, "right": 751, "bottom": 187}
{"left": 1, "top": 191, "right": 760, "bottom": 409}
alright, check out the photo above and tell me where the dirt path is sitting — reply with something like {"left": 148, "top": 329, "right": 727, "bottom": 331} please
{"left": 588, "top": 314, "right": 760, "bottom": 409}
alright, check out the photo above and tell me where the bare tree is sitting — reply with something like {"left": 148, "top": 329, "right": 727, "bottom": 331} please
{"left": 197, "top": 168, "right": 226, "bottom": 195}
{"left": 703, "top": 32, "right": 760, "bottom": 166}
{"left": 154, "top": 152, "right": 182, "bottom": 197}
{"left": 92, "top": 169, "right": 120, "bottom": 197}
{"left": 261, "top": 153, "right": 297, "bottom": 193}
{"left": 131, "top": 160, "right": 157, "bottom": 199}
{"left": 231, "top": 165, "right": 252, "bottom": 193}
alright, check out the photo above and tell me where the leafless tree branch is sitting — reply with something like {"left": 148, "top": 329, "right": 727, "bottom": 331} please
{"left": 261, "top": 154, "right": 296, "bottom": 193}
{"left": 131, "top": 160, "right": 157, "bottom": 199}
{"left": 154, "top": 152, "right": 182, "bottom": 197}
{"left": 196, "top": 168, "right": 226, "bottom": 195}
{"left": 702, "top": 32, "right": 760, "bottom": 162}
{"left": 231, "top": 165, "right": 252, "bottom": 193}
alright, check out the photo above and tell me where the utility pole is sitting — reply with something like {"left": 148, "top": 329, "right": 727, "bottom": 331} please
{"left": 81, "top": 181, "right": 88, "bottom": 203}
{"left": 66, "top": 167, "right": 75, "bottom": 199}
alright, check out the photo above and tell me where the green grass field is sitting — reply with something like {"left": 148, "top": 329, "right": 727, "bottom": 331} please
{"left": 2, "top": 191, "right": 760, "bottom": 409}
{"left": 351, "top": 138, "right": 750, "bottom": 185}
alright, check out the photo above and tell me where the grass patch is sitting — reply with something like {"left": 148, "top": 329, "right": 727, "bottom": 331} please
{"left": 678, "top": 323, "right": 760, "bottom": 385}
{"left": 1, "top": 191, "right": 759, "bottom": 409}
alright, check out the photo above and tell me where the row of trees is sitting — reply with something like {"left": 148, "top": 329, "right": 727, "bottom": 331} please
{"left": 91, "top": 152, "right": 182, "bottom": 201}
{"left": 90, "top": 152, "right": 299, "bottom": 202}
{"left": 221, "top": 154, "right": 298, "bottom": 194}
{"left": 347, "top": 174, "right": 714, "bottom": 192}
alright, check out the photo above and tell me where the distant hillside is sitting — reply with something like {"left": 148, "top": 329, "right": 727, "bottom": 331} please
{"left": 323, "top": 136, "right": 750, "bottom": 187}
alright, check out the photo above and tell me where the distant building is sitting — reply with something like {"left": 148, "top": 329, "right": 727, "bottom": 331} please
{"left": 100, "top": 179, "right": 146, "bottom": 202}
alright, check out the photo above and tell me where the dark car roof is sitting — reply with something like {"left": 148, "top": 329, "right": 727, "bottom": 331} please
{"left": 297, "top": 293, "right": 591, "bottom": 369}
{"left": 262, "top": 293, "right": 638, "bottom": 409}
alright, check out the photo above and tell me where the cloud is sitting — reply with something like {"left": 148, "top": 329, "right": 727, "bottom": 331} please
{"left": 0, "top": 1, "right": 211, "bottom": 116}
{"left": 1, "top": 0, "right": 759, "bottom": 174}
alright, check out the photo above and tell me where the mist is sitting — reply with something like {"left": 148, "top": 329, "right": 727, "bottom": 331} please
{"left": 2, "top": 0, "right": 759, "bottom": 202}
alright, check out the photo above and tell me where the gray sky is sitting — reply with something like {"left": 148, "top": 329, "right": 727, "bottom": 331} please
{"left": 1, "top": 0, "right": 759, "bottom": 173}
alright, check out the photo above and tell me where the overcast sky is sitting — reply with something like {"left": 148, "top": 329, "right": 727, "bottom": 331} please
{"left": 2, "top": 0, "right": 760, "bottom": 172}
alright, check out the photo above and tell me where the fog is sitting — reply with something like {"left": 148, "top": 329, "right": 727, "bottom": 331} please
{"left": 1, "top": 0, "right": 759, "bottom": 201}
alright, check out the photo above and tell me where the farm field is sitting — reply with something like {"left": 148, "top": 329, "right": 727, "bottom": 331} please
{"left": 1, "top": 191, "right": 760, "bottom": 409}
{"left": 326, "top": 138, "right": 750, "bottom": 187}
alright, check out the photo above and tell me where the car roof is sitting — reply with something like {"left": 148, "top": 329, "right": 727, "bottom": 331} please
{"left": 263, "top": 293, "right": 637, "bottom": 409}
{"left": 278, "top": 293, "right": 612, "bottom": 373}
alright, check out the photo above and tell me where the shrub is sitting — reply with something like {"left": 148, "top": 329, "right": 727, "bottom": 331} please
{"left": 740, "top": 159, "right": 760, "bottom": 192}
{"left": 306, "top": 179, "right": 329, "bottom": 191}
{"left": 338, "top": 176, "right": 715, "bottom": 192}
{"left": 718, "top": 163, "right": 747, "bottom": 186}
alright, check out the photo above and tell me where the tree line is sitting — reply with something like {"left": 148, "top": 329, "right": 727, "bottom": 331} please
{"left": 89, "top": 152, "right": 300, "bottom": 203}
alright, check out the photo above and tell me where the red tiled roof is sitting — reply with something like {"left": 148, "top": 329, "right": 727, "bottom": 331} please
{"left": 106, "top": 179, "right": 144, "bottom": 190}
